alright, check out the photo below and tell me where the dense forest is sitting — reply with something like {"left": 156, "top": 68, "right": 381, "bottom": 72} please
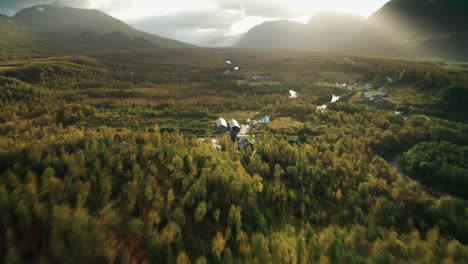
{"left": 403, "top": 141, "right": 468, "bottom": 199}
{"left": 0, "top": 50, "right": 467, "bottom": 263}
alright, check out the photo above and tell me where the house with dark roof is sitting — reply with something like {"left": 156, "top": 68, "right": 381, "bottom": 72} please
{"left": 238, "top": 138, "right": 255, "bottom": 151}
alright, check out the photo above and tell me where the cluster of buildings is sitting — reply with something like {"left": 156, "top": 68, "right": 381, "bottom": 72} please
{"left": 330, "top": 81, "right": 393, "bottom": 102}
{"left": 215, "top": 116, "right": 270, "bottom": 132}
{"left": 335, "top": 82, "right": 357, "bottom": 91}
{"left": 215, "top": 116, "right": 270, "bottom": 151}
{"left": 334, "top": 82, "right": 375, "bottom": 92}
{"left": 331, "top": 81, "right": 392, "bottom": 101}
{"left": 215, "top": 118, "right": 239, "bottom": 133}
{"left": 366, "top": 87, "right": 389, "bottom": 101}
{"left": 215, "top": 118, "right": 252, "bottom": 150}
{"left": 247, "top": 75, "right": 271, "bottom": 82}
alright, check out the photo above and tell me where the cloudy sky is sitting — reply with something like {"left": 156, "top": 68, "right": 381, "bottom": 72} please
{"left": 0, "top": 0, "right": 391, "bottom": 44}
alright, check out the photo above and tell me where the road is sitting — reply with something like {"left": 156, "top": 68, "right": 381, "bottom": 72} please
{"left": 344, "top": 57, "right": 356, "bottom": 64}
{"left": 387, "top": 154, "right": 468, "bottom": 206}
{"left": 378, "top": 76, "right": 393, "bottom": 95}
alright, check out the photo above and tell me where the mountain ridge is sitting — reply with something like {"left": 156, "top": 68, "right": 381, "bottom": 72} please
{"left": 0, "top": 4, "right": 193, "bottom": 57}
{"left": 237, "top": 20, "right": 305, "bottom": 49}
{"left": 13, "top": 5, "right": 192, "bottom": 49}
{"left": 203, "top": 0, "right": 468, "bottom": 59}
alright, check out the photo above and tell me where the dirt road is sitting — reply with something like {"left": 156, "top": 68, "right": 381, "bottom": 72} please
{"left": 387, "top": 154, "right": 468, "bottom": 206}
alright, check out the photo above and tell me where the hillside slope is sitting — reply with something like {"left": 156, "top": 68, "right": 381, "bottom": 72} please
{"left": 13, "top": 5, "right": 191, "bottom": 49}
{"left": 304, "top": 13, "right": 366, "bottom": 52}
{"left": 45, "top": 31, "right": 159, "bottom": 54}
{"left": 0, "top": 16, "right": 44, "bottom": 59}
{"left": 370, "top": 0, "right": 468, "bottom": 36}
{"left": 369, "top": 0, "right": 468, "bottom": 59}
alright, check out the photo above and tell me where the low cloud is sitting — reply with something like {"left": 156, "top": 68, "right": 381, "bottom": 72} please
{"left": 132, "top": 9, "right": 241, "bottom": 30}
{"left": 0, "top": 8, "right": 15, "bottom": 16}
{"left": 216, "top": 0, "right": 391, "bottom": 19}
{"left": 216, "top": 0, "right": 302, "bottom": 18}
{"left": 156, "top": 28, "right": 230, "bottom": 46}
{"left": 129, "top": 9, "right": 243, "bottom": 44}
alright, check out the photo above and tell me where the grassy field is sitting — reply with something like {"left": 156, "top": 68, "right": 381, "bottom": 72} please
{"left": 268, "top": 117, "right": 303, "bottom": 131}
{"left": 218, "top": 110, "right": 262, "bottom": 122}
{"left": 387, "top": 85, "right": 439, "bottom": 105}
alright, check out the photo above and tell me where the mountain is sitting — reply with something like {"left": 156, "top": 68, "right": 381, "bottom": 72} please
{"left": 232, "top": 13, "right": 367, "bottom": 51}
{"left": 236, "top": 20, "right": 305, "bottom": 49}
{"left": 369, "top": 0, "right": 468, "bottom": 59}
{"left": 0, "top": 15, "right": 44, "bottom": 59}
{"left": 0, "top": 13, "right": 158, "bottom": 56}
{"left": 304, "top": 13, "right": 366, "bottom": 52}
{"left": 207, "top": 0, "right": 468, "bottom": 59}
{"left": 370, "top": 0, "right": 468, "bottom": 37}
{"left": 203, "top": 34, "right": 244, "bottom": 48}
{"left": 49, "top": 31, "right": 158, "bottom": 53}
{"left": 13, "top": 5, "right": 191, "bottom": 49}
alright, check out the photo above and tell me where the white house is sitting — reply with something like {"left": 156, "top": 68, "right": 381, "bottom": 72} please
{"left": 216, "top": 118, "right": 228, "bottom": 129}
{"left": 228, "top": 119, "right": 241, "bottom": 132}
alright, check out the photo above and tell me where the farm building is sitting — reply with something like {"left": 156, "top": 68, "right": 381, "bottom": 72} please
{"left": 216, "top": 118, "right": 228, "bottom": 129}
{"left": 260, "top": 115, "right": 270, "bottom": 124}
{"left": 228, "top": 119, "right": 241, "bottom": 132}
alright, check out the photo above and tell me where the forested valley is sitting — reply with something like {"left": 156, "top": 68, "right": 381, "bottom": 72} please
{"left": 1, "top": 50, "right": 467, "bottom": 263}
